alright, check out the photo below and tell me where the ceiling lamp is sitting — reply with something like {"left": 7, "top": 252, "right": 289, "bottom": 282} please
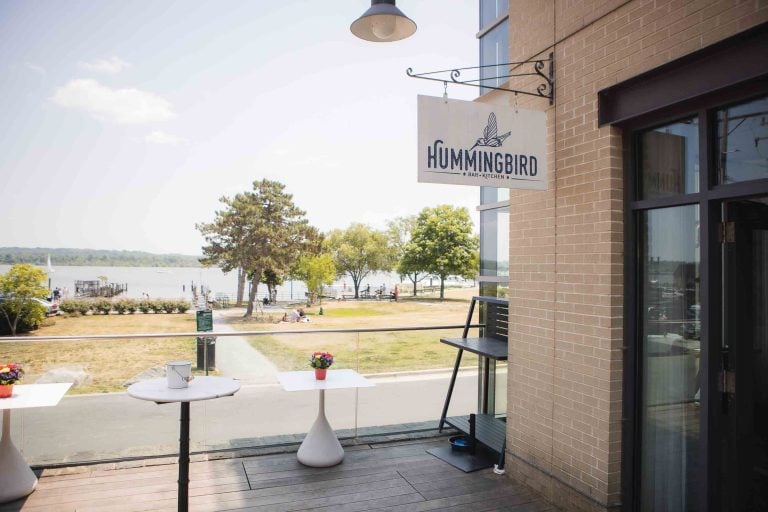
{"left": 350, "top": 1, "right": 417, "bottom": 42}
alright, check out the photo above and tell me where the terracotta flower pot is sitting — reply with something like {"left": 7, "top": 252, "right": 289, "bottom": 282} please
{"left": 0, "top": 384, "right": 14, "bottom": 398}
{"left": 314, "top": 368, "right": 327, "bottom": 380}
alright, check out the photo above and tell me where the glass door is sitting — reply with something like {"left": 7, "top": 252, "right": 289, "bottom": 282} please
{"left": 719, "top": 197, "right": 768, "bottom": 511}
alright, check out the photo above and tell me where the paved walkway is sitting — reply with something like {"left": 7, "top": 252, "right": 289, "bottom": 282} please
{"left": 210, "top": 310, "right": 278, "bottom": 385}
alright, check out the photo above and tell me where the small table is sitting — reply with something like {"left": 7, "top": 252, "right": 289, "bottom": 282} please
{"left": 277, "top": 370, "right": 373, "bottom": 467}
{"left": 1, "top": 382, "right": 72, "bottom": 504}
{"left": 127, "top": 376, "right": 240, "bottom": 512}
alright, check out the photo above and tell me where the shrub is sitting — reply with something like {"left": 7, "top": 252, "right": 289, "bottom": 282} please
{"left": 93, "top": 299, "right": 112, "bottom": 315}
{"left": 138, "top": 301, "right": 152, "bottom": 314}
{"left": 125, "top": 299, "right": 138, "bottom": 314}
{"left": 58, "top": 300, "right": 80, "bottom": 314}
{"left": 76, "top": 300, "right": 92, "bottom": 315}
{"left": 149, "top": 299, "right": 165, "bottom": 313}
{"left": 176, "top": 300, "right": 190, "bottom": 314}
{"left": 112, "top": 300, "right": 127, "bottom": 314}
{"left": 59, "top": 299, "right": 93, "bottom": 316}
{"left": 162, "top": 300, "right": 177, "bottom": 314}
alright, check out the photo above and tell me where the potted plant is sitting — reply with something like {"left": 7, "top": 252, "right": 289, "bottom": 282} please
{"left": 309, "top": 351, "right": 334, "bottom": 380}
{"left": 0, "top": 363, "right": 24, "bottom": 398}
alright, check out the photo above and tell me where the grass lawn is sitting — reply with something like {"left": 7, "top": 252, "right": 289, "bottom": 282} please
{"left": 224, "top": 287, "right": 480, "bottom": 372}
{"left": 1, "top": 313, "right": 200, "bottom": 395}
{"left": 1, "top": 286, "right": 483, "bottom": 393}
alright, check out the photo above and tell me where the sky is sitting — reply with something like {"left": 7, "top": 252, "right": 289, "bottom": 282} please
{"left": 0, "top": 1, "right": 481, "bottom": 255}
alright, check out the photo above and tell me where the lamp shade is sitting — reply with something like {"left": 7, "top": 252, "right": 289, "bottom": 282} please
{"left": 350, "top": 0, "right": 416, "bottom": 42}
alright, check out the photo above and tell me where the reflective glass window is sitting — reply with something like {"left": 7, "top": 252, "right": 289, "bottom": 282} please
{"left": 715, "top": 95, "right": 768, "bottom": 184}
{"left": 638, "top": 118, "right": 699, "bottom": 199}
{"left": 480, "top": 0, "right": 509, "bottom": 28}
{"left": 480, "top": 207, "right": 509, "bottom": 277}
{"left": 639, "top": 205, "right": 701, "bottom": 511}
{"left": 481, "top": 186, "right": 510, "bottom": 204}
{"left": 479, "top": 21, "right": 508, "bottom": 92}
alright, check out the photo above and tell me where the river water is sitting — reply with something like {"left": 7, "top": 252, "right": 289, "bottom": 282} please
{"left": 0, "top": 264, "right": 409, "bottom": 302}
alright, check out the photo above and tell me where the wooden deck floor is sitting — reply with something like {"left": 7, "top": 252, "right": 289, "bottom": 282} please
{"left": 1, "top": 439, "right": 560, "bottom": 512}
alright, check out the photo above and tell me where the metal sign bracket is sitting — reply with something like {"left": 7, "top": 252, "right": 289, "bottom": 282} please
{"left": 407, "top": 52, "right": 554, "bottom": 105}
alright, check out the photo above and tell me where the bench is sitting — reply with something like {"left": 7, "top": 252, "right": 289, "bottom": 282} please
{"left": 434, "top": 296, "right": 509, "bottom": 472}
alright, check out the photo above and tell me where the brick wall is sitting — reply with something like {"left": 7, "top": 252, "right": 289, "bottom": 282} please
{"left": 495, "top": 1, "right": 768, "bottom": 510}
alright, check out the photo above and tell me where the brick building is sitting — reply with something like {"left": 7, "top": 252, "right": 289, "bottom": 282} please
{"left": 473, "top": 1, "right": 768, "bottom": 511}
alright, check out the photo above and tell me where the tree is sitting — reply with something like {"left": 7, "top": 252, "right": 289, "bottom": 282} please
{"left": 197, "top": 199, "right": 250, "bottom": 306}
{"left": 388, "top": 215, "right": 428, "bottom": 296}
{"left": 402, "top": 205, "right": 477, "bottom": 300}
{"left": 198, "top": 181, "right": 318, "bottom": 315}
{"left": 0, "top": 264, "right": 49, "bottom": 336}
{"left": 261, "top": 268, "right": 284, "bottom": 303}
{"left": 325, "top": 223, "right": 394, "bottom": 299}
{"left": 293, "top": 253, "right": 336, "bottom": 304}
{"left": 235, "top": 180, "right": 319, "bottom": 317}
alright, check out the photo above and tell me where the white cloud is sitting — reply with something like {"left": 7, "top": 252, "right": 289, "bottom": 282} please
{"left": 145, "top": 130, "right": 187, "bottom": 146}
{"left": 25, "top": 62, "right": 46, "bottom": 75}
{"left": 51, "top": 79, "right": 175, "bottom": 124}
{"left": 78, "top": 56, "right": 130, "bottom": 74}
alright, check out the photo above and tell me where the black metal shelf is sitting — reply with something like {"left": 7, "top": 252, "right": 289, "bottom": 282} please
{"left": 445, "top": 414, "right": 506, "bottom": 453}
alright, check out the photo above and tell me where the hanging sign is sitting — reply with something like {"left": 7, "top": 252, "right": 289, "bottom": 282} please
{"left": 417, "top": 95, "right": 547, "bottom": 190}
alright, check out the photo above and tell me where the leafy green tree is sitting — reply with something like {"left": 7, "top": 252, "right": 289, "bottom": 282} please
{"left": 402, "top": 205, "right": 477, "bottom": 300}
{"left": 261, "top": 268, "right": 284, "bottom": 303}
{"left": 293, "top": 253, "right": 336, "bottom": 304}
{"left": 217, "top": 179, "right": 319, "bottom": 317}
{"left": 325, "top": 224, "right": 394, "bottom": 299}
{"left": 197, "top": 199, "right": 250, "bottom": 306}
{"left": 0, "top": 264, "right": 49, "bottom": 335}
{"left": 388, "top": 215, "right": 429, "bottom": 296}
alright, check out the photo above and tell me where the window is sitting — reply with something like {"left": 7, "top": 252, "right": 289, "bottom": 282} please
{"left": 477, "top": 1, "right": 510, "bottom": 299}
{"left": 638, "top": 118, "right": 700, "bottom": 198}
{"left": 628, "top": 92, "right": 768, "bottom": 511}
{"left": 479, "top": 0, "right": 508, "bottom": 92}
{"left": 715, "top": 96, "right": 768, "bottom": 184}
{"left": 480, "top": 0, "right": 508, "bottom": 27}
{"left": 480, "top": 207, "right": 509, "bottom": 277}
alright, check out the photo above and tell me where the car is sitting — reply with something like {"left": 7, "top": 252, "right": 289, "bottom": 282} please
{"left": 32, "top": 298, "right": 59, "bottom": 317}
{"left": 0, "top": 296, "right": 59, "bottom": 317}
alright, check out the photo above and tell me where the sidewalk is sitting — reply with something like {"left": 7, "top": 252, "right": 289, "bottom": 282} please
{"left": 210, "top": 310, "right": 278, "bottom": 385}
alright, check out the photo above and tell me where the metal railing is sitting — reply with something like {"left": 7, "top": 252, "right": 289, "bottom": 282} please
{"left": 3, "top": 323, "right": 501, "bottom": 466}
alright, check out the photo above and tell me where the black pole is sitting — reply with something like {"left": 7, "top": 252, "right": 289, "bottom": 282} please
{"left": 178, "top": 402, "right": 190, "bottom": 512}
{"left": 439, "top": 349, "right": 463, "bottom": 431}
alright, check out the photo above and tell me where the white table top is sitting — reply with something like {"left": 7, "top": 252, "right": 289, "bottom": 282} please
{"left": 127, "top": 376, "right": 240, "bottom": 403}
{"left": 0, "top": 383, "right": 72, "bottom": 410}
{"left": 277, "top": 369, "right": 374, "bottom": 392}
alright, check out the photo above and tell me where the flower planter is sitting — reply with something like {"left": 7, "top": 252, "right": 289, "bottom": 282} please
{"left": 314, "top": 368, "right": 327, "bottom": 380}
{"left": 0, "top": 383, "right": 14, "bottom": 398}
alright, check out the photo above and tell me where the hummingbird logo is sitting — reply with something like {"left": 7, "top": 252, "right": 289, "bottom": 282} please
{"left": 469, "top": 112, "right": 511, "bottom": 151}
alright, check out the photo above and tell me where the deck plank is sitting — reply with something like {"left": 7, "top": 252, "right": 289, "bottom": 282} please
{"left": 0, "top": 439, "right": 562, "bottom": 512}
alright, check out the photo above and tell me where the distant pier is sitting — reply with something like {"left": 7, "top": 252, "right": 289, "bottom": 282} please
{"left": 74, "top": 280, "right": 127, "bottom": 298}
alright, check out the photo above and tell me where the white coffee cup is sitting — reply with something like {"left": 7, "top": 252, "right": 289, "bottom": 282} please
{"left": 167, "top": 361, "right": 194, "bottom": 389}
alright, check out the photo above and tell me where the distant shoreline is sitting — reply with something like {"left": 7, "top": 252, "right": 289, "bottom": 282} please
{"left": 0, "top": 247, "right": 202, "bottom": 268}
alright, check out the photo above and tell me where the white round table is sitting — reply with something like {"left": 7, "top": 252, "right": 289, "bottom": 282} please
{"left": 127, "top": 376, "right": 240, "bottom": 512}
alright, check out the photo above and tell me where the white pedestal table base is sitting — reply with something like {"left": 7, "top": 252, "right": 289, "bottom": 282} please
{"left": 297, "top": 390, "right": 344, "bottom": 467}
{"left": 0, "top": 409, "right": 38, "bottom": 503}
